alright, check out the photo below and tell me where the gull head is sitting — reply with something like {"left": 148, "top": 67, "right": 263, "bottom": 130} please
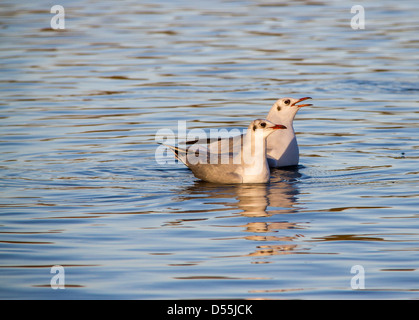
{"left": 267, "top": 97, "right": 312, "bottom": 124}
{"left": 250, "top": 119, "right": 287, "bottom": 139}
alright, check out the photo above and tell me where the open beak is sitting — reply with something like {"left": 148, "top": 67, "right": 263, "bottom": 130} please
{"left": 272, "top": 124, "right": 287, "bottom": 130}
{"left": 292, "top": 97, "right": 312, "bottom": 108}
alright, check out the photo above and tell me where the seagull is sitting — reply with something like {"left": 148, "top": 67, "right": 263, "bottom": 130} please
{"left": 183, "top": 97, "right": 312, "bottom": 168}
{"left": 265, "top": 97, "right": 312, "bottom": 167}
{"left": 166, "top": 119, "right": 287, "bottom": 184}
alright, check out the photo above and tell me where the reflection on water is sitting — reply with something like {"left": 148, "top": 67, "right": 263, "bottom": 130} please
{"left": 178, "top": 168, "right": 301, "bottom": 217}
{"left": 173, "top": 168, "right": 305, "bottom": 260}
{"left": 1, "top": 0, "right": 419, "bottom": 299}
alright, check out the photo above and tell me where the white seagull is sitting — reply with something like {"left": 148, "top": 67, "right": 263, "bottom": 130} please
{"left": 265, "top": 97, "right": 312, "bottom": 167}
{"left": 183, "top": 97, "right": 312, "bottom": 168}
{"left": 166, "top": 119, "right": 287, "bottom": 184}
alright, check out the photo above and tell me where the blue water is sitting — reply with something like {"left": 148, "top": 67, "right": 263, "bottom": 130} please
{"left": 1, "top": 0, "right": 418, "bottom": 299}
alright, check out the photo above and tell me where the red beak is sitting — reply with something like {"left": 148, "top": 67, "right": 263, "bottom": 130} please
{"left": 292, "top": 97, "right": 312, "bottom": 108}
{"left": 272, "top": 124, "right": 287, "bottom": 130}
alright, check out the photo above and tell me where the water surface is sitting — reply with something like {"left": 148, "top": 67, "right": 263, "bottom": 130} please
{"left": 1, "top": 0, "right": 419, "bottom": 299}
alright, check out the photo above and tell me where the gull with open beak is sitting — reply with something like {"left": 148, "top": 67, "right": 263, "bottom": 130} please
{"left": 166, "top": 119, "right": 287, "bottom": 184}
{"left": 176, "top": 97, "right": 312, "bottom": 168}
{"left": 265, "top": 97, "right": 312, "bottom": 167}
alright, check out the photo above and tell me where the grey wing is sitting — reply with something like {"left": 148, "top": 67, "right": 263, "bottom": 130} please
{"left": 164, "top": 144, "right": 243, "bottom": 183}
{"left": 181, "top": 133, "right": 245, "bottom": 154}
{"left": 189, "top": 163, "right": 243, "bottom": 184}
{"left": 210, "top": 134, "right": 244, "bottom": 154}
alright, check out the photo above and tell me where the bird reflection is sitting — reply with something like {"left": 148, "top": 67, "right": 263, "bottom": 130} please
{"left": 171, "top": 167, "right": 307, "bottom": 260}
{"left": 177, "top": 167, "right": 302, "bottom": 217}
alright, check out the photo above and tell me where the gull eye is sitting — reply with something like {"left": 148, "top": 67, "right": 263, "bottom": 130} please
{"left": 284, "top": 99, "right": 290, "bottom": 105}
{"left": 260, "top": 122, "right": 266, "bottom": 128}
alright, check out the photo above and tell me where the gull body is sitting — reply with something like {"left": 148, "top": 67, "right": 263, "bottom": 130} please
{"left": 167, "top": 119, "right": 286, "bottom": 184}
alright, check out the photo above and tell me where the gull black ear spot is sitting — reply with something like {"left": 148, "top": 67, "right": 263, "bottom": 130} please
{"left": 277, "top": 106, "right": 281, "bottom": 111}
{"left": 252, "top": 125, "right": 256, "bottom": 131}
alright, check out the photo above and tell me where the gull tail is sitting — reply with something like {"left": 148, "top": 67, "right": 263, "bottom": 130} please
{"left": 160, "top": 143, "right": 188, "bottom": 165}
